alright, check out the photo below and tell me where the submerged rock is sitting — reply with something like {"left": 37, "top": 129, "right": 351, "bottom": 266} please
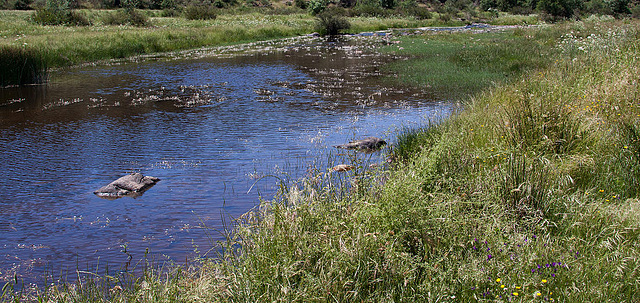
{"left": 334, "top": 137, "right": 387, "bottom": 152}
{"left": 94, "top": 173, "right": 160, "bottom": 199}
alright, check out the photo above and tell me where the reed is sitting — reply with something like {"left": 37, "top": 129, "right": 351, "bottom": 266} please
{"left": 0, "top": 45, "right": 47, "bottom": 86}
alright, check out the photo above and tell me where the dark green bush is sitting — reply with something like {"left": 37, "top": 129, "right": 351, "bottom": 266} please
{"left": 315, "top": 10, "right": 350, "bottom": 35}
{"left": 353, "top": 0, "right": 389, "bottom": 16}
{"left": 584, "top": 0, "right": 613, "bottom": 15}
{"left": 608, "top": 0, "right": 631, "bottom": 16}
{"left": 294, "top": 0, "right": 306, "bottom": 9}
{"left": 183, "top": 4, "right": 217, "bottom": 20}
{"left": 102, "top": 8, "right": 149, "bottom": 26}
{"left": 14, "top": 0, "right": 33, "bottom": 9}
{"left": 161, "top": 7, "right": 180, "bottom": 16}
{"left": 307, "top": 0, "right": 326, "bottom": 15}
{"left": 380, "top": 0, "right": 396, "bottom": 9}
{"left": 445, "top": 0, "right": 471, "bottom": 10}
{"left": 536, "top": 0, "right": 582, "bottom": 19}
{"left": 0, "top": 46, "right": 47, "bottom": 86}
{"left": 631, "top": 4, "right": 640, "bottom": 17}
{"left": 399, "top": 5, "right": 432, "bottom": 19}
{"left": 31, "top": 8, "right": 91, "bottom": 25}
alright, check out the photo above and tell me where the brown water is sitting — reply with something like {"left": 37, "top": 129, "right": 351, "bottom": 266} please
{"left": 0, "top": 35, "right": 452, "bottom": 284}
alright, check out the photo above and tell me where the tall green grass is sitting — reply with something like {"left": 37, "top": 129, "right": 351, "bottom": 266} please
{"left": 381, "top": 28, "right": 557, "bottom": 99}
{"left": 0, "top": 45, "right": 47, "bottom": 86}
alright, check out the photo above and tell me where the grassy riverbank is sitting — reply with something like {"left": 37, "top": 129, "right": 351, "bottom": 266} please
{"left": 4, "top": 17, "right": 639, "bottom": 302}
{"left": 0, "top": 7, "right": 542, "bottom": 86}
{"left": 0, "top": 9, "right": 489, "bottom": 86}
{"left": 197, "top": 18, "right": 639, "bottom": 301}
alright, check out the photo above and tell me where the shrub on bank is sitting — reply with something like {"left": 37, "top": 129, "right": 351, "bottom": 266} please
{"left": 101, "top": 8, "right": 149, "bottom": 26}
{"left": 31, "top": 7, "right": 91, "bottom": 25}
{"left": 183, "top": 4, "right": 217, "bottom": 20}
{"left": 315, "top": 9, "right": 350, "bottom": 35}
{"left": 398, "top": 5, "right": 432, "bottom": 19}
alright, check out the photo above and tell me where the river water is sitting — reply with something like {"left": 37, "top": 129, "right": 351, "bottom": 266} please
{"left": 0, "top": 35, "right": 452, "bottom": 284}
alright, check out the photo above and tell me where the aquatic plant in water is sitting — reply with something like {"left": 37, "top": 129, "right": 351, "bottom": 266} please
{"left": 0, "top": 46, "right": 47, "bottom": 86}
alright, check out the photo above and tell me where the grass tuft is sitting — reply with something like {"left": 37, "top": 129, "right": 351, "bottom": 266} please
{"left": 0, "top": 45, "right": 47, "bottom": 86}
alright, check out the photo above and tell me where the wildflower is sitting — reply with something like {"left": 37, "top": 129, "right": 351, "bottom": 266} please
{"left": 542, "top": 279, "right": 547, "bottom": 283}
{"left": 496, "top": 278, "right": 501, "bottom": 282}
{"left": 501, "top": 285, "right": 505, "bottom": 288}
{"left": 513, "top": 292, "right": 519, "bottom": 296}
{"left": 515, "top": 286, "right": 521, "bottom": 289}
{"left": 488, "top": 254, "right": 493, "bottom": 260}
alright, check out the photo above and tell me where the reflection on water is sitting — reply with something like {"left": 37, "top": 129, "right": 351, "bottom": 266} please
{"left": 0, "top": 36, "right": 452, "bottom": 284}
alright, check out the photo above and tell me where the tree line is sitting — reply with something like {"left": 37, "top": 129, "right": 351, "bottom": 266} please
{"left": 2, "top": 0, "right": 639, "bottom": 21}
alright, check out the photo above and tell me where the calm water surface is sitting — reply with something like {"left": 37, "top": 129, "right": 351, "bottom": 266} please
{"left": 0, "top": 36, "right": 452, "bottom": 284}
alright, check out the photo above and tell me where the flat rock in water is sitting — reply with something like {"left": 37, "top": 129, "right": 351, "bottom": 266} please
{"left": 94, "top": 173, "right": 160, "bottom": 199}
{"left": 332, "top": 164, "right": 355, "bottom": 172}
{"left": 334, "top": 137, "right": 387, "bottom": 152}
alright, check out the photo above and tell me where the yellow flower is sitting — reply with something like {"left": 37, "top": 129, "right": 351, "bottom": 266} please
{"left": 513, "top": 292, "right": 519, "bottom": 296}
{"left": 542, "top": 279, "right": 547, "bottom": 283}
{"left": 501, "top": 285, "right": 505, "bottom": 288}
{"left": 496, "top": 278, "right": 501, "bottom": 282}
{"left": 536, "top": 292, "right": 542, "bottom": 296}
{"left": 515, "top": 286, "right": 521, "bottom": 289}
